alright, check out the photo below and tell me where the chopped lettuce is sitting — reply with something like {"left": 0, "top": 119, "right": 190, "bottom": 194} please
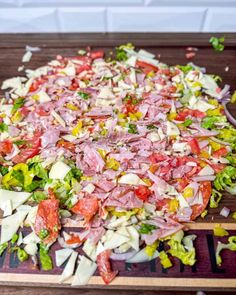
{"left": 216, "top": 236, "right": 236, "bottom": 265}
{"left": 201, "top": 116, "right": 227, "bottom": 129}
{"left": 176, "top": 64, "right": 194, "bottom": 74}
{"left": 2, "top": 161, "right": 48, "bottom": 192}
{"left": 209, "top": 36, "right": 225, "bottom": 52}
{"left": 30, "top": 191, "right": 48, "bottom": 203}
{"left": 167, "top": 233, "right": 197, "bottom": 266}
{"left": 214, "top": 166, "right": 236, "bottom": 191}
{"left": 115, "top": 43, "right": 134, "bottom": 61}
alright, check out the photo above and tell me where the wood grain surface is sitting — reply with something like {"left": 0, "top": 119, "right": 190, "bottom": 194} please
{"left": 0, "top": 33, "right": 236, "bottom": 295}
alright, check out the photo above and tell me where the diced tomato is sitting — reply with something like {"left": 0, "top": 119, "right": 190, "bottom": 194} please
{"left": 48, "top": 187, "right": 56, "bottom": 200}
{"left": 0, "top": 140, "right": 13, "bottom": 155}
{"left": 186, "top": 166, "right": 199, "bottom": 177}
{"left": 212, "top": 147, "right": 228, "bottom": 158}
{"left": 91, "top": 50, "right": 104, "bottom": 60}
{"left": 66, "top": 234, "right": 82, "bottom": 245}
{"left": 175, "top": 109, "right": 206, "bottom": 121}
{"left": 191, "top": 181, "right": 212, "bottom": 220}
{"left": 71, "top": 196, "right": 99, "bottom": 222}
{"left": 156, "top": 199, "right": 170, "bottom": 211}
{"left": 75, "top": 64, "right": 92, "bottom": 75}
{"left": 159, "top": 165, "right": 171, "bottom": 175}
{"left": 34, "top": 192, "right": 61, "bottom": 243}
{"left": 188, "top": 139, "right": 200, "bottom": 155}
{"left": 136, "top": 60, "right": 159, "bottom": 74}
{"left": 123, "top": 100, "right": 137, "bottom": 114}
{"left": 35, "top": 106, "right": 49, "bottom": 116}
{"left": 97, "top": 250, "right": 118, "bottom": 285}
{"left": 20, "top": 106, "right": 30, "bottom": 116}
{"left": 149, "top": 153, "right": 168, "bottom": 164}
{"left": 134, "top": 185, "right": 151, "bottom": 202}
{"left": 12, "top": 131, "right": 41, "bottom": 164}
{"left": 211, "top": 163, "right": 226, "bottom": 173}
{"left": 29, "top": 78, "right": 47, "bottom": 93}
{"left": 57, "top": 140, "right": 76, "bottom": 153}
{"left": 177, "top": 177, "right": 189, "bottom": 192}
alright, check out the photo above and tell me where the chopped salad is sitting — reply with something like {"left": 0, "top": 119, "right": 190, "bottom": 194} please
{"left": 0, "top": 44, "right": 236, "bottom": 285}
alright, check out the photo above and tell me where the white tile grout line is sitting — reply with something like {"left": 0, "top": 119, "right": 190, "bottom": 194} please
{"left": 55, "top": 7, "right": 62, "bottom": 33}
{"left": 200, "top": 8, "right": 209, "bottom": 32}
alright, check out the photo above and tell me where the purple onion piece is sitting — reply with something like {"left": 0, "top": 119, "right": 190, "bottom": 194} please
{"left": 222, "top": 101, "right": 236, "bottom": 127}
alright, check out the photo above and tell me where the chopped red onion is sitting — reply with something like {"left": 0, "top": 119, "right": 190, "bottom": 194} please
{"left": 220, "top": 207, "right": 230, "bottom": 218}
{"left": 222, "top": 102, "right": 236, "bottom": 127}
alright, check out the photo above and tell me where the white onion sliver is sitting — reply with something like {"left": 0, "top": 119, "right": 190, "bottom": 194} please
{"left": 110, "top": 249, "right": 137, "bottom": 261}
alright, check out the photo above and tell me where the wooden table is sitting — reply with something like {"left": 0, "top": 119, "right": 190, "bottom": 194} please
{"left": 0, "top": 33, "right": 236, "bottom": 295}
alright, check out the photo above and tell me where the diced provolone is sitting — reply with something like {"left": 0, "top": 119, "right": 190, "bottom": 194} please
{"left": 0, "top": 210, "right": 29, "bottom": 244}
{"left": 59, "top": 251, "right": 78, "bottom": 283}
{"left": 55, "top": 248, "right": 73, "bottom": 267}
{"left": 49, "top": 161, "right": 71, "bottom": 180}
{"left": 72, "top": 255, "right": 97, "bottom": 286}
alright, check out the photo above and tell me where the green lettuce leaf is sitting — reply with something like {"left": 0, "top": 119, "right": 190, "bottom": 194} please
{"left": 216, "top": 236, "right": 236, "bottom": 265}
{"left": 214, "top": 166, "right": 236, "bottom": 191}
{"left": 167, "top": 233, "right": 197, "bottom": 266}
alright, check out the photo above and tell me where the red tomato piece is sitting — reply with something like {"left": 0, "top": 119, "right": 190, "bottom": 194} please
{"left": 75, "top": 64, "right": 92, "bottom": 75}
{"left": 136, "top": 60, "right": 158, "bottom": 74}
{"left": 12, "top": 131, "right": 41, "bottom": 164}
{"left": 71, "top": 196, "right": 99, "bottom": 222}
{"left": 0, "top": 140, "right": 13, "bottom": 155}
{"left": 57, "top": 140, "right": 76, "bottom": 153}
{"left": 35, "top": 106, "right": 49, "bottom": 116}
{"left": 34, "top": 196, "right": 61, "bottom": 243}
{"left": 134, "top": 185, "right": 151, "bottom": 202}
{"left": 66, "top": 235, "right": 82, "bottom": 245}
{"left": 188, "top": 139, "right": 201, "bottom": 155}
{"left": 212, "top": 147, "right": 228, "bottom": 158}
{"left": 177, "top": 177, "right": 189, "bottom": 192}
{"left": 149, "top": 153, "right": 168, "bottom": 164}
{"left": 191, "top": 181, "right": 212, "bottom": 220}
{"left": 211, "top": 163, "right": 226, "bottom": 173}
{"left": 175, "top": 109, "right": 206, "bottom": 121}
{"left": 29, "top": 78, "right": 47, "bottom": 93}
{"left": 97, "top": 250, "right": 118, "bottom": 285}
{"left": 91, "top": 50, "right": 104, "bottom": 60}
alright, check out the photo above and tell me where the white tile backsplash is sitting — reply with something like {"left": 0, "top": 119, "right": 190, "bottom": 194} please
{"left": 0, "top": 0, "right": 235, "bottom": 32}
{"left": 58, "top": 7, "right": 106, "bottom": 32}
{"left": 0, "top": 8, "right": 58, "bottom": 32}
{"left": 203, "top": 8, "right": 236, "bottom": 32}
{"left": 107, "top": 7, "right": 207, "bottom": 32}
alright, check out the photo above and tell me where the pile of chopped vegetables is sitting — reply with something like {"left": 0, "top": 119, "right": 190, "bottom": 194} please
{"left": 0, "top": 44, "right": 236, "bottom": 285}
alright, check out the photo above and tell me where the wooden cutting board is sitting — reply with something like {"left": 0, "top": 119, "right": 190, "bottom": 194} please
{"left": 0, "top": 33, "right": 236, "bottom": 292}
